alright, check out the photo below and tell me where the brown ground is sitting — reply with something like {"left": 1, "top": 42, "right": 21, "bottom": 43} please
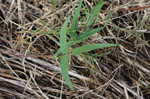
{"left": 0, "top": 0, "right": 150, "bottom": 99}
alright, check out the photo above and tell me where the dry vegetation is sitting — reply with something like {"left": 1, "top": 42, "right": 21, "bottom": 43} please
{"left": 0, "top": 0, "right": 150, "bottom": 99}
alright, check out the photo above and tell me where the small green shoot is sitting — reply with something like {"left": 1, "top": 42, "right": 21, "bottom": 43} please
{"left": 54, "top": 0, "right": 117, "bottom": 90}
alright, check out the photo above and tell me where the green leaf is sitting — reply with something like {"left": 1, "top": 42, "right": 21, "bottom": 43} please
{"left": 71, "top": 0, "right": 82, "bottom": 29}
{"left": 70, "top": 0, "right": 83, "bottom": 39}
{"left": 51, "top": 0, "right": 57, "bottom": 5}
{"left": 60, "top": 54, "right": 73, "bottom": 90}
{"left": 60, "top": 16, "right": 70, "bottom": 49}
{"left": 86, "top": 0, "right": 104, "bottom": 28}
{"left": 72, "top": 43, "right": 117, "bottom": 55}
{"left": 55, "top": 16, "right": 70, "bottom": 57}
{"left": 78, "top": 27, "right": 104, "bottom": 41}
{"left": 58, "top": 16, "right": 73, "bottom": 90}
{"left": 67, "top": 27, "right": 104, "bottom": 47}
{"left": 53, "top": 48, "right": 62, "bottom": 58}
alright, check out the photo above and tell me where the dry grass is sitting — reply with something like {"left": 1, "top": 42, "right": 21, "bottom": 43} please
{"left": 0, "top": 0, "right": 150, "bottom": 98}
